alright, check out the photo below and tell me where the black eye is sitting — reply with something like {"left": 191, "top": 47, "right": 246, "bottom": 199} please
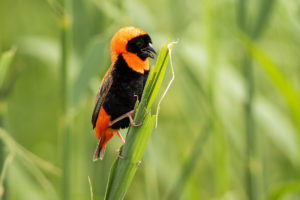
{"left": 136, "top": 40, "right": 144, "bottom": 48}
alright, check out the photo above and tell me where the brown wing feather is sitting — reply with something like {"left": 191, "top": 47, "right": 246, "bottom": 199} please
{"left": 91, "top": 69, "right": 113, "bottom": 129}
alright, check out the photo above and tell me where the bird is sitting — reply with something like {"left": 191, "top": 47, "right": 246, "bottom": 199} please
{"left": 91, "top": 26, "right": 156, "bottom": 161}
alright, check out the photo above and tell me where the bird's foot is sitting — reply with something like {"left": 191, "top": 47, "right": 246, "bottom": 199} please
{"left": 115, "top": 149, "right": 126, "bottom": 159}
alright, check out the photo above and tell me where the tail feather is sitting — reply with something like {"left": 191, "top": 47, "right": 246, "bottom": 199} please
{"left": 93, "top": 129, "right": 116, "bottom": 161}
{"left": 93, "top": 137, "right": 105, "bottom": 161}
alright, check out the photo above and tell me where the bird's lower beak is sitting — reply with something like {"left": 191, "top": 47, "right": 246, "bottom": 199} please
{"left": 141, "top": 43, "right": 157, "bottom": 59}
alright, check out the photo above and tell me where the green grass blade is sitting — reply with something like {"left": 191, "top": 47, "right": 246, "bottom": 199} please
{"left": 71, "top": 37, "right": 110, "bottom": 107}
{"left": 0, "top": 128, "right": 61, "bottom": 176}
{"left": 88, "top": 176, "right": 94, "bottom": 200}
{"left": 237, "top": 1, "right": 276, "bottom": 199}
{"left": 166, "top": 123, "right": 211, "bottom": 200}
{"left": 238, "top": 32, "right": 300, "bottom": 133}
{"left": 0, "top": 48, "right": 16, "bottom": 88}
{"left": 105, "top": 156, "right": 119, "bottom": 198}
{"left": 105, "top": 114, "right": 156, "bottom": 200}
{"left": 104, "top": 42, "right": 173, "bottom": 200}
{"left": 59, "top": 5, "right": 71, "bottom": 200}
{"left": 0, "top": 129, "right": 60, "bottom": 199}
{"left": 266, "top": 181, "right": 300, "bottom": 200}
{"left": 0, "top": 47, "right": 16, "bottom": 200}
{"left": 251, "top": 0, "right": 276, "bottom": 39}
{"left": 146, "top": 47, "right": 170, "bottom": 112}
{"left": 0, "top": 153, "right": 14, "bottom": 199}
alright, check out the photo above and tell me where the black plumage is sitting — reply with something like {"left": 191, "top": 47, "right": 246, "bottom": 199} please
{"left": 102, "top": 55, "right": 149, "bottom": 129}
{"left": 126, "top": 34, "right": 152, "bottom": 60}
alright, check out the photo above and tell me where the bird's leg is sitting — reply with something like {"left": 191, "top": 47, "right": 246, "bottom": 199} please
{"left": 109, "top": 110, "right": 142, "bottom": 127}
{"left": 109, "top": 112, "right": 129, "bottom": 126}
{"left": 115, "top": 149, "right": 125, "bottom": 159}
{"left": 127, "top": 111, "right": 142, "bottom": 127}
{"left": 115, "top": 131, "right": 125, "bottom": 159}
{"left": 116, "top": 131, "right": 125, "bottom": 144}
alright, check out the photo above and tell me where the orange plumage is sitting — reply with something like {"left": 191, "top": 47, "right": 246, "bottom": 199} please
{"left": 91, "top": 26, "right": 156, "bottom": 161}
{"left": 95, "top": 107, "right": 115, "bottom": 157}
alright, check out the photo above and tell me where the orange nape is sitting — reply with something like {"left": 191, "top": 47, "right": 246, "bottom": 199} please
{"left": 95, "top": 106, "right": 119, "bottom": 158}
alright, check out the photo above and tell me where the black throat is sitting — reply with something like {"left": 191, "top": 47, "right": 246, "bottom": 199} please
{"left": 126, "top": 34, "right": 152, "bottom": 60}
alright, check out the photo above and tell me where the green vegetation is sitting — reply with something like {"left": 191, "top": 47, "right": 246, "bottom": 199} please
{"left": 0, "top": 0, "right": 300, "bottom": 199}
{"left": 105, "top": 43, "right": 172, "bottom": 200}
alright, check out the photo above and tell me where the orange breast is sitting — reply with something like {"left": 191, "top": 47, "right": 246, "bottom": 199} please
{"left": 122, "top": 52, "right": 150, "bottom": 74}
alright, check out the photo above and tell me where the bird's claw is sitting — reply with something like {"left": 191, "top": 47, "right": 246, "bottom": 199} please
{"left": 115, "top": 149, "right": 126, "bottom": 159}
{"left": 130, "top": 121, "right": 142, "bottom": 127}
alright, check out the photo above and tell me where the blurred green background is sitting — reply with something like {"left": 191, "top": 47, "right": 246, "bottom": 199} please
{"left": 1, "top": 0, "right": 300, "bottom": 199}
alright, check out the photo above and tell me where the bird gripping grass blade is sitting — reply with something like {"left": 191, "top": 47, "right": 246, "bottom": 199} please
{"left": 104, "top": 41, "right": 175, "bottom": 200}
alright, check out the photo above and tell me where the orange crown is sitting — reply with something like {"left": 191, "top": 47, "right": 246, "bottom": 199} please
{"left": 110, "top": 26, "right": 146, "bottom": 55}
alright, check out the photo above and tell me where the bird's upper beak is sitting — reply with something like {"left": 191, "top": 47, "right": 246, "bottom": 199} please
{"left": 141, "top": 43, "right": 157, "bottom": 59}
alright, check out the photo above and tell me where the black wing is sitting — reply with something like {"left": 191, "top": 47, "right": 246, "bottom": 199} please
{"left": 91, "top": 71, "right": 113, "bottom": 129}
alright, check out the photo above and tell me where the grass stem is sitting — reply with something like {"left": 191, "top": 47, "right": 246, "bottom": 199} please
{"left": 237, "top": 0, "right": 275, "bottom": 199}
{"left": 166, "top": 124, "right": 211, "bottom": 200}
{"left": 104, "top": 42, "right": 174, "bottom": 200}
{"left": 59, "top": 7, "right": 71, "bottom": 200}
{"left": 0, "top": 47, "right": 16, "bottom": 200}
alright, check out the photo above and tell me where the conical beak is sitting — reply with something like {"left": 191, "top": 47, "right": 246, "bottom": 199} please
{"left": 141, "top": 43, "right": 157, "bottom": 59}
